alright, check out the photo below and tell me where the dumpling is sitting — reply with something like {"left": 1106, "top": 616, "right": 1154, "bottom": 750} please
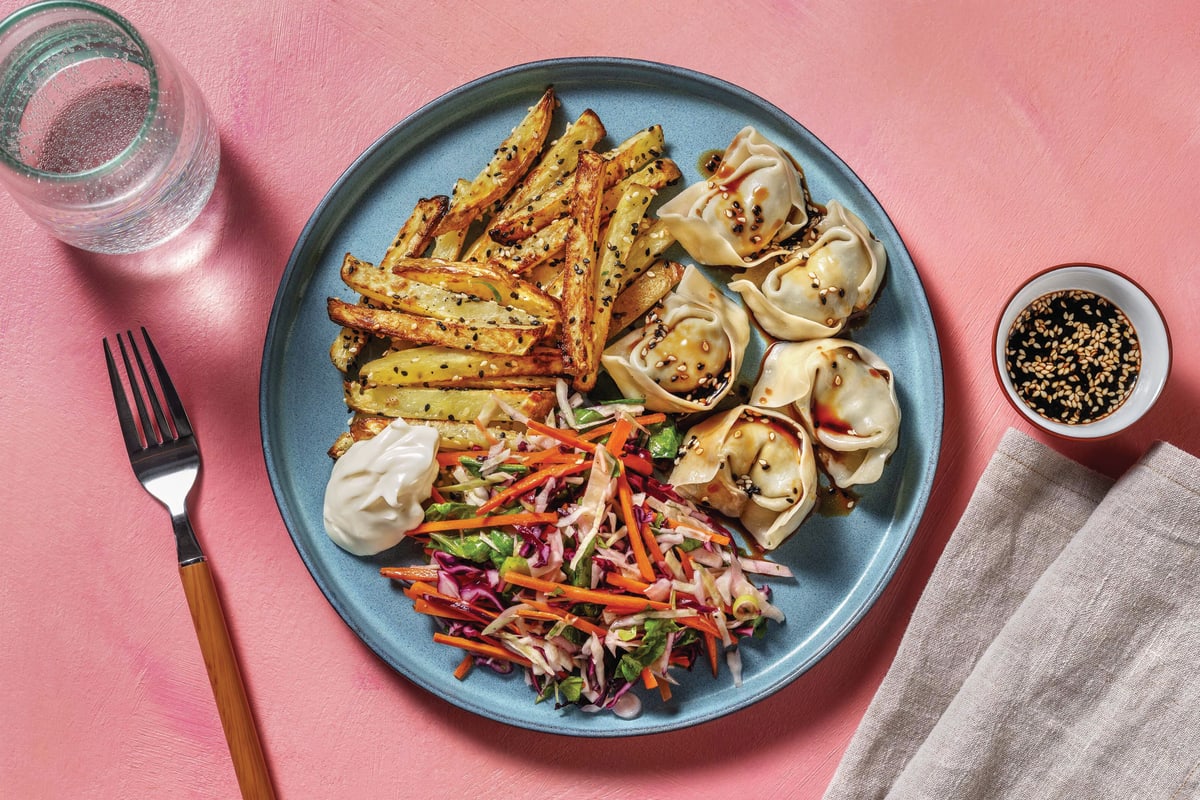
{"left": 669, "top": 405, "right": 819, "bottom": 550}
{"left": 602, "top": 265, "right": 750, "bottom": 413}
{"left": 752, "top": 339, "right": 900, "bottom": 487}
{"left": 728, "top": 201, "right": 886, "bottom": 340}
{"left": 657, "top": 127, "right": 811, "bottom": 267}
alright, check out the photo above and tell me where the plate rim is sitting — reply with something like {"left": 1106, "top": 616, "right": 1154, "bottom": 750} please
{"left": 260, "top": 56, "right": 945, "bottom": 736}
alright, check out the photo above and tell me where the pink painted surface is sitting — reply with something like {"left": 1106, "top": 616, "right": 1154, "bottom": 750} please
{"left": 2, "top": 0, "right": 1197, "bottom": 797}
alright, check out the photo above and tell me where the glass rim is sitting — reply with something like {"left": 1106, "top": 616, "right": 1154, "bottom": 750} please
{"left": 0, "top": 0, "right": 160, "bottom": 181}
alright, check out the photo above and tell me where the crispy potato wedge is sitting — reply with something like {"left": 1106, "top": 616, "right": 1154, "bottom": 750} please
{"left": 460, "top": 109, "right": 607, "bottom": 264}
{"left": 590, "top": 182, "right": 656, "bottom": 354}
{"left": 559, "top": 150, "right": 606, "bottom": 390}
{"left": 615, "top": 217, "right": 676, "bottom": 292}
{"left": 328, "top": 297, "right": 545, "bottom": 355}
{"left": 432, "top": 87, "right": 557, "bottom": 237}
{"left": 489, "top": 159, "right": 679, "bottom": 285}
{"left": 386, "top": 257, "right": 560, "bottom": 322}
{"left": 380, "top": 195, "right": 448, "bottom": 270}
{"left": 328, "top": 430, "right": 357, "bottom": 459}
{"left": 407, "top": 418, "right": 526, "bottom": 450}
{"left": 359, "top": 345, "right": 565, "bottom": 386}
{"left": 488, "top": 125, "right": 667, "bottom": 245}
{"left": 607, "top": 259, "right": 686, "bottom": 341}
{"left": 330, "top": 297, "right": 377, "bottom": 373}
{"left": 539, "top": 212, "right": 675, "bottom": 301}
{"left": 344, "top": 383, "right": 555, "bottom": 422}
{"left": 497, "top": 108, "right": 606, "bottom": 221}
{"left": 331, "top": 196, "right": 448, "bottom": 373}
{"left": 339, "top": 414, "right": 527, "bottom": 453}
{"left": 340, "top": 254, "right": 543, "bottom": 327}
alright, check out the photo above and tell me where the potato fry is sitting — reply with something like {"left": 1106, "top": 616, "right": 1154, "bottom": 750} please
{"left": 327, "top": 298, "right": 545, "bottom": 355}
{"left": 559, "top": 150, "right": 606, "bottom": 390}
{"left": 404, "top": 418, "right": 526, "bottom": 450}
{"left": 328, "top": 430, "right": 356, "bottom": 459}
{"left": 539, "top": 212, "right": 675, "bottom": 301}
{"left": 344, "top": 383, "right": 555, "bottom": 421}
{"left": 338, "top": 414, "right": 525, "bottom": 452}
{"left": 483, "top": 217, "right": 571, "bottom": 275}
{"left": 497, "top": 108, "right": 606, "bottom": 220}
{"left": 459, "top": 109, "right": 607, "bottom": 263}
{"left": 432, "top": 87, "right": 557, "bottom": 237}
{"left": 359, "top": 345, "right": 564, "bottom": 387}
{"left": 386, "top": 257, "right": 560, "bottom": 322}
{"left": 488, "top": 125, "right": 666, "bottom": 245}
{"left": 380, "top": 195, "right": 448, "bottom": 270}
{"left": 485, "top": 159, "right": 679, "bottom": 283}
{"left": 615, "top": 217, "right": 676, "bottom": 292}
{"left": 329, "top": 297, "right": 377, "bottom": 373}
{"left": 340, "top": 254, "right": 543, "bottom": 327}
{"left": 590, "top": 182, "right": 656, "bottom": 354}
{"left": 332, "top": 195, "right": 448, "bottom": 372}
{"left": 607, "top": 259, "right": 686, "bottom": 341}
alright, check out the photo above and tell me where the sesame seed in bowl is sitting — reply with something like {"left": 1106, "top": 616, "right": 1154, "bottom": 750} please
{"left": 993, "top": 263, "right": 1171, "bottom": 440}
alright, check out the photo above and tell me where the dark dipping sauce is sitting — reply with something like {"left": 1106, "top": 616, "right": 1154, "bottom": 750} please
{"left": 1004, "top": 289, "right": 1141, "bottom": 425}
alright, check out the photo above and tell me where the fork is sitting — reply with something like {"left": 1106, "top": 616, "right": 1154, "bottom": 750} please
{"left": 104, "top": 328, "right": 276, "bottom": 800}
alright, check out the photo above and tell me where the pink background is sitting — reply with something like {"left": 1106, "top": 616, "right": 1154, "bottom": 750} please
{"left": 2, "top": 1, "right": 1198, "bottom": 797}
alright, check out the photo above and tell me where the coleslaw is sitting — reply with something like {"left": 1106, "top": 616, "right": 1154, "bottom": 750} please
{"left": 379, "top": 382, "right": 791, "bottom": 716}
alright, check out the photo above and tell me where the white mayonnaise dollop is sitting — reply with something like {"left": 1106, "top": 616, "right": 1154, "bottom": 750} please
{"left": 323, "top": 420, "right": 440, "bottom": 556}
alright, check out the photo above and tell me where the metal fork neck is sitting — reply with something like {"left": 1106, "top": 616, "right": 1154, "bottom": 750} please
{"left": 172, "top": 512, "right": 205, "bottom": 566}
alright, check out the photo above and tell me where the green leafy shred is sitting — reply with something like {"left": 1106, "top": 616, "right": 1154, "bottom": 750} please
{"left": 429, "top": 530, "right": 516, "bottom": 569}
{"left": 647, "top": 420, "right": 683, "bottom": 460}
{"left": 617, "top": 619, "right": 680, "bottom": 682}
{"left": 423, "top": 501, "right": 477, "bottom": 522}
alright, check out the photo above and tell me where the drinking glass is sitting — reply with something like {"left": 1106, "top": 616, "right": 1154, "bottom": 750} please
{"left": 0, "top": 1, "right": 220, "bottom": 254}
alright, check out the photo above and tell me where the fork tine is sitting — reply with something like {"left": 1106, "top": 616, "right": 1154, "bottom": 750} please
{"left": 127, "top": 329, "right": 174, "bottom": 441}
{"left": 117, "top": 331, "right": 159, "bottom": 445}
{"left": 104, "top": 337, "right": 144, "bottom": 453}
{"left": 139, "top": 327, "right": 194, "bottom": 439}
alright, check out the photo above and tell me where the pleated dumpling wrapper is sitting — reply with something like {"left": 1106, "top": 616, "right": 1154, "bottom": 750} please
{"left": 729, "top": 200, "right": 886, "bottom": 341}
{"left": 602, "top": 265, "right": 750, "bottom": 413}
{"left": 752, "top": 339, "right": 900, "bottom": 487}
{"left": 658, "top": 126, "right": 811, "bottom": 268}
{"left": 669, "top": 405, "right": 819, "bottom": 551}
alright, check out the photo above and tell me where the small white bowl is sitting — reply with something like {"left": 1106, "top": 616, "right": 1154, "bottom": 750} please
{"left": 993, "top": 263, "right": 1171, "bottom": 440}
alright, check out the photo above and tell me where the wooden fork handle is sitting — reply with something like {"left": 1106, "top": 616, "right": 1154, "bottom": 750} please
{"left": 180, "top": 560, "right": 277, "bottom": 800}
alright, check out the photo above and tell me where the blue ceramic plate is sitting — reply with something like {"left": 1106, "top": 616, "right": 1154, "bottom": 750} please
{"left": 261, "top": 58, "right": 943, "bottom": 736}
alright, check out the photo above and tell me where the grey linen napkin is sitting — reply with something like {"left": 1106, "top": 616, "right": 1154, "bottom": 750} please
{"left": 824, "top": 428, "right": 1200, "bottom": 800}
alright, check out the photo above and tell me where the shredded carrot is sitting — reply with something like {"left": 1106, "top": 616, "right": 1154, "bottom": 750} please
{"left": 677, "top": 547, "right": 696, "bottom": 581}
{"left": 379, "top": 565, "right": 440, "bottom": 582}
{"left": 606, "top": 416, "right": 634, "bottom": 457}
{"left": 524, "top": 418, "right": 597, "bottom": 453}
{"left": 437, "top": 451, "right": 480, "bottom": 467}
{"left": 666, "top": 516, "right": 732, "bottom": 546}
{"left": 705, "top": 632, "right": 720, "bottom": 678}
{"left": 616, "top": 470, "right": 656, "bottom": 582}
{"left": 429, "top": 485, "right": 446, "bottom": 504}
{"left": 408, "top": 511, "right": 557, "bottom": 535}
{"left": 453, "top": 653, "right": 474, "bottom": 680}
{"left": 579, "top": 412, "right": 668, "bottom": 442}
{"left": 502, "top": 571, "right": 669, "bottom": 611}
{"left": 475, "top": 459, "right": 590, "bottom": 515}
{"left": 622, "top": 453, "right": 653, "bottom": 475}
{"left": 658, "top": 680, "right": 673, "bottom": 702}
{"left": 515, "top": 446, "right": 578, "bottom": 465}
{"left": 525, "top": 418, "right": 651, "bottom": 475}
{"left": 604, "top": 572, "right": 653, "bottom": 595}
{"left": 432, "top": 632, "right": 532, "bottom": 668}
{"left": 412, "top": 597, "right": 478, "bottom": 623}
{"left": 520, "top": 599, "right": 609, "bottom": 638}
{"left": 641, "top": 667, "right": 658, "bottom": 689}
